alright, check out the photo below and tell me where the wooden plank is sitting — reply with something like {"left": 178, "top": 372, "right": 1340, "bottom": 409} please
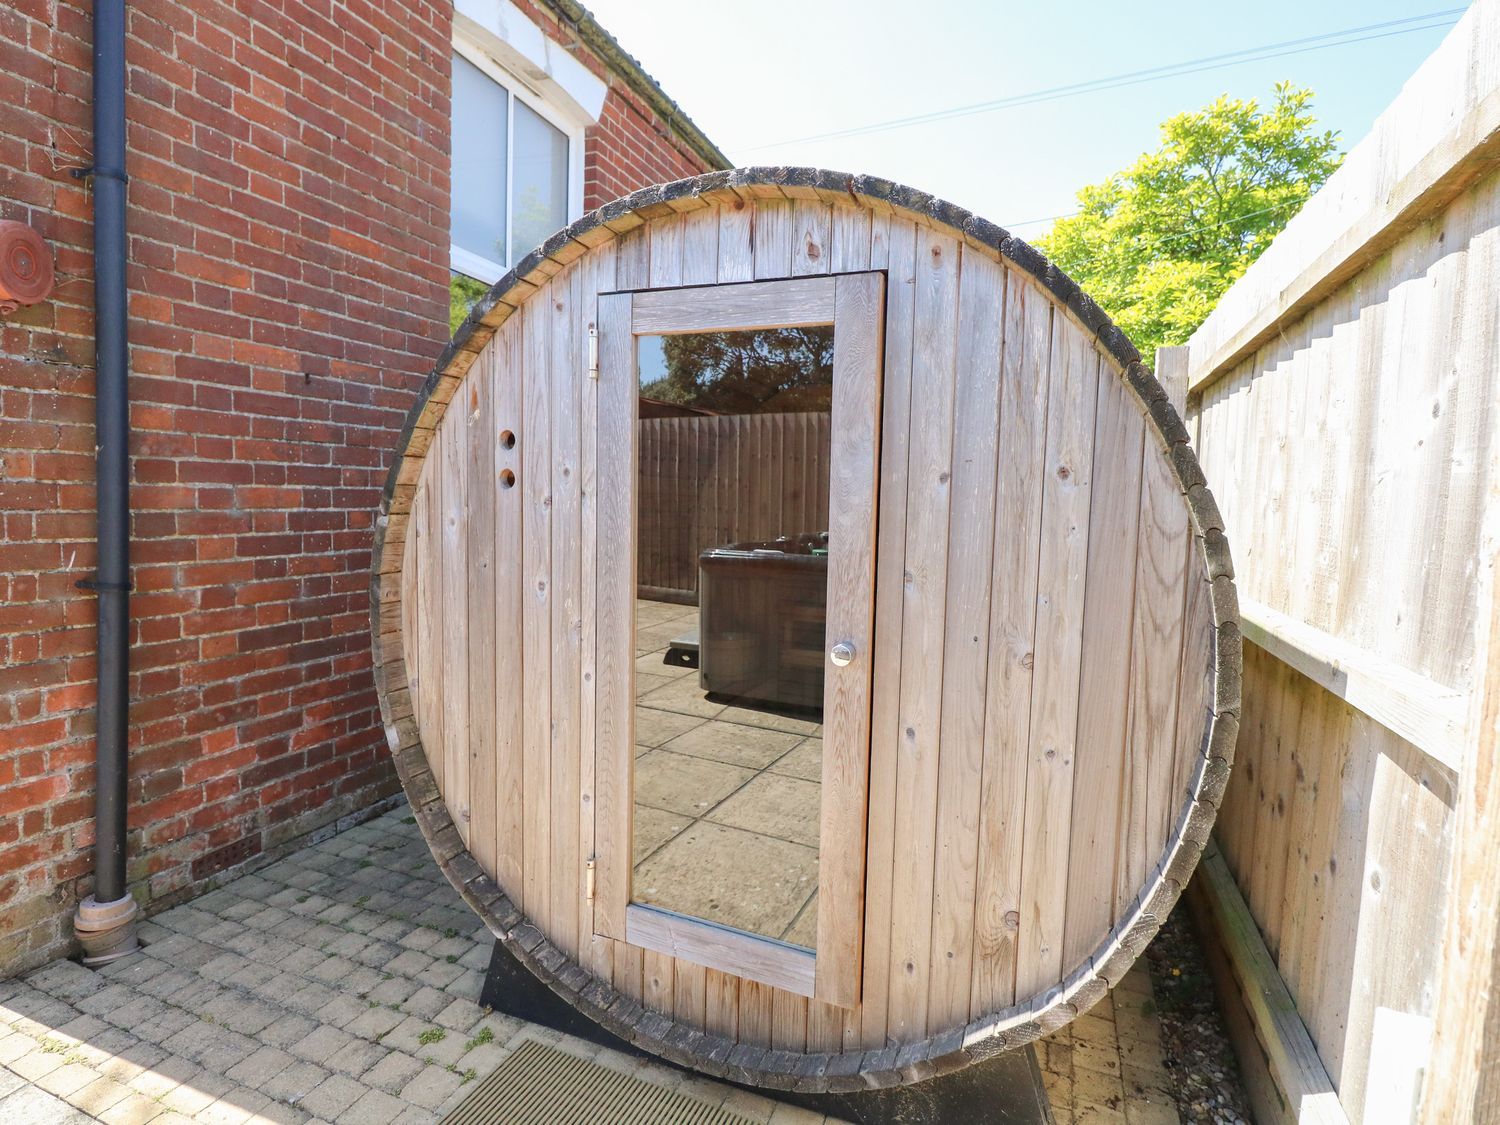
{"left": 971, "top": 273, "right": 1052, "bottom": 1016}
{"left": 579, "top": 241, "right": 616, "bottom": 981}
{"left": 411, "top": 454, "right": 442, "bottom": 792}
{"left": 926, "top": 252, "right": 1003, "bottom": 1032}
{"left": 399, "top": 459, "right": 422, "bottom": 693}
{"left": 791, "top": 199, "right": 832, "bottom": 276}
{"left": 521, "top": 296, "right": 553, "bottom": 919}
{"left": 740, "top": 981, "right": 774, "bottom": 1048}
{"left": 648, "top": 213, "right": 683, "bottom": 289}
{"left": 593, "top": 290, "right": 635, "bottom": 940}
{"left": 427, "top": 449, "right": 447, "bottom": 794}
{"left": 1062, "top": 367, "right": 1144, "bottom": 969}
{"left": 829, "top": 205, "right": 873, "bottom": 273}
{"left": 1422, "top": 539, "right": 1500, "bottom": 1123}
{"left": 626, "top": 906, "right": 817, "bottom": 999}
{"left": 467, "top": 347, "right": 499, "bottom": 880}
{"left": 773, "top": 987, "right": 809, "bottom": 1052}
{"left": 643, "top": 948, "right": 674, "bottom": 1016}
{"left": 704, "top": 970, "right": 739, "bottom": 1039}
{"left": 753, "top": 199, "right": 794, "bottom": 279}
{"left": 632, "top": 277, "right": 836, "bottom": 334}
{"left": 549, "top": 265, "right": 582, "bottom": 960}
{"left": 1187, "top": 845, "right": 1349, "bottom": 1125}
{"left": 494, "top": 315, "right": 526, "bottom": 904}
{"left": 679, "top": 207, "right": 719, "bottom": 286}
{"left": 1118, "top": 353, "right": 1190, "bottom": 911}
{"left": 440, "top": 372, "right": 471, "bottom": 845}
{"left": 717, "top": 200, "right": 755, "bottom": 283}
{"left": 858, "top": 216, "right": 918, "bottom": 1048}
{"left": 885, "top": 230, "right": 961, "bottom": 1043}
{"left": 1014, "top": 321, "right": 1100, "bottom": 998}
{"left": 813, "top": 271, "right": 886, "bottom": 1012}
{"left": 1240, "top": 598, "right": 1467, "bottom": 772}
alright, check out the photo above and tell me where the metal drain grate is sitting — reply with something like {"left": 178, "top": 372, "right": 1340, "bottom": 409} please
{"left": 439, "top": 1038, "right": 761, "bottom": 1125}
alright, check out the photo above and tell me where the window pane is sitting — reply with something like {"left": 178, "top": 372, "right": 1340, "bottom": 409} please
{"left": 451, "top": 54, "right": 507, "bottom": 268}
{"left": 631, "top": 326, "right": 836, "bottom": 950}
{"left": 511, "top": 99, "right": 568, "bottom": 263}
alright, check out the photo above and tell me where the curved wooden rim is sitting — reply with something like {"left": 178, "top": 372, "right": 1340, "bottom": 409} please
{"left": 369, "top": 167, "right": 1242, "bottom": 1092}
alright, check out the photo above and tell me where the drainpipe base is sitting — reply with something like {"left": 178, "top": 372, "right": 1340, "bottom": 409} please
{"left": 74, "top": 893, "right": 139, "bottom": 967}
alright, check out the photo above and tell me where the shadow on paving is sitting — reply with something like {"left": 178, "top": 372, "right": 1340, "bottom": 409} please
{"left": 0, "top": 807, "right": 814, "bottom": 1124}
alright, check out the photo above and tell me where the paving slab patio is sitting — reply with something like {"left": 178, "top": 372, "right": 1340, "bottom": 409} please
{"left": 1, "top": 805, "right": 1180, "bottom": 1124}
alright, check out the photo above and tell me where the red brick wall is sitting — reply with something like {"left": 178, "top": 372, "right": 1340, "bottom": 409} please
{"left": 0, "top": 0, "right": 717, "bottom": 978}
{"left": 584, "top": 82, "right": 709, "bottom": 209}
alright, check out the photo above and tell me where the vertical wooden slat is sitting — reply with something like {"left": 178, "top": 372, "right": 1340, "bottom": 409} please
{"left": 858, "top": 216, "right": 917, "bottom": 1048}
{"left": 550, "top": 266, "right": 582, "bottom": 959}
{"left": 648, "top": 213, "right": 683, "bottom": 289}
{"left": 604, "top": 227, "right": 648, "bottom": 1020}
{"left": 829, "top": 205, "right": 873, "bottom": 273}
{"left": 594, "top": 290, "right": 635, "bottom": 941}
{"left": 400, "top": 462, "right": 422, "bottom": 721}
{"left": 441, "top": 382, "right": 471, "bottom": 844}
{"left": 791, "top": 200, "right": 832, "bottom": 276}
{"left": 522, "top": 296, "right": 553, "bottom": 916}
{"left": 495, "top": 315, "right": 526, "bottom": 903}
{"left": 680, "top": 207, "right": 718, "bottom": 285}
{"left": 1061, "top": 367, "right": 1145, "bottom": 968}
{"left": 740, "top": 981, "right": 773, "bottom": 1048}
{"left": 643, "top": 950, "right": 673, "bottom": 1016}
{"left": 717, "top": 198, "right": 754, "bottom": 283}
{"left": 412, "top": 455, "right": 442, "bottom": 790}
{"left": 580, "top": 241, "right": 616, "bottom": 981}
{"left": 927, "top": 253, "right": 1003, "bottom": 1031}
{"left": 467, "top": 348, "right": 498, "bottom": 879}
{"left": 772, "top": 987, "right": 808, "bottom": 1052}
{"left": 1015, "top": 323, "right": 1100, "bottom": 998}
{"left": 1118, "top": 351, "right": 1190, "bottom": 912}
{"left": 704, "top": 969, "right": 739, "bottom": 1040}
{"left": 972, "top": 273, "right": 1051, "bottom": 1015}
{"left": 753, "top": 199, "right": 794, "bottom": 279}
{"left": 813, "top": 271, "right": 885, "bottom": 1013}
{"left": 885, "top": 231, "right": 961, "bottom": 1043}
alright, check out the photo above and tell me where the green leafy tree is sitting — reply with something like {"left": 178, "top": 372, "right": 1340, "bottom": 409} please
{"left": 642, "top": 328, "right": 834, "bottom": 414}
{"left": 450, "top": 273, "right": 489, "bottom": 334}
{"left": 1038, "top": 83, "right": 1342, "bottom": 357}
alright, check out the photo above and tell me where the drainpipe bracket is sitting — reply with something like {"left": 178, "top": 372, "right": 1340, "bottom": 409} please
{"left": 75, "top": 576, "right": 133, "bottom": 594}
{"left": 74, "top": 892, "right": 140, "bottom": 967}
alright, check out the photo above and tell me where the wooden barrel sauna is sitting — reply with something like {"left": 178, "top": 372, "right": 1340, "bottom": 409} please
{"left": 371, "top": 168, "right": 1240, "bottom": 1092}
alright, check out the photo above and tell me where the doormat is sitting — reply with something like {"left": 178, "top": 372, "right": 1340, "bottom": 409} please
{"left": 438, "top": 1037, "right": 762, "bottom": 1125}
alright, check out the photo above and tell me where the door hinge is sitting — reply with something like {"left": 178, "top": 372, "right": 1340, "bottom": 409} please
{"left": 587, "top": 324, "right": 599, "bottom": 380}
{"left": 586, "top": 856, "right": 596, "bottom": 901}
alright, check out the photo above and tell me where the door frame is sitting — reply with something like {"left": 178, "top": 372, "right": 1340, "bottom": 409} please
{"left": 591, "top": 272, "right": 885, "bottom": 1007}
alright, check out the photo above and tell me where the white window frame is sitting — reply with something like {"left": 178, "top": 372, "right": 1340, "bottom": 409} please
{"left": 451, "top": 34, "right": 587, "bottom": 285}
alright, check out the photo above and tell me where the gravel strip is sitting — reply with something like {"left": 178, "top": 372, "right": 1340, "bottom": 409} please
{"left": 1145, "top": 903, "right": 1254, "bottom": 1125}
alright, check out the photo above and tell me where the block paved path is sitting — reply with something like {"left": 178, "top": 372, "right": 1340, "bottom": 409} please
{"left": 0, "top": 806, "right": 1179, "bottom": 1124}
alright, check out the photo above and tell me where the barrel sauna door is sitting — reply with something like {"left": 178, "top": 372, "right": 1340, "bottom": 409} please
{"left": 592, "top": 274, "right": 886, "bottom": 1008}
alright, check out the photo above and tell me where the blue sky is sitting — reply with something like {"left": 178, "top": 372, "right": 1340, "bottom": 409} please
{"left": 583, "top": 0, "right": 1465, "bottom": 239}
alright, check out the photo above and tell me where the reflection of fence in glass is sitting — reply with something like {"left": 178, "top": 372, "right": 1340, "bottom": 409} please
{"left": 636, "top": 412, "right": 832, "bottom": 603}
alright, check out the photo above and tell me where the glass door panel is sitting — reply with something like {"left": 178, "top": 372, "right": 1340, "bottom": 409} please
{"left": 630, "top": 327, "right": 834, "bottom": 951}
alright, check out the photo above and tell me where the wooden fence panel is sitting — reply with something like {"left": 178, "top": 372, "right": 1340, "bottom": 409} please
{"left": 1183, "top": 3, "right": 1500, "bottom": 1118}
{"left": 636, "top": 412, "right": 832, "bottom": 601}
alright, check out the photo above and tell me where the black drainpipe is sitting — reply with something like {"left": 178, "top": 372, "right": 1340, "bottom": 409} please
{"left": 73, "top": 0, "right": 138, "bottom": 966}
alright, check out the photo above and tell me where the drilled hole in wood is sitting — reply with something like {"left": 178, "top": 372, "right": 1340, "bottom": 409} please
{"left": 500, "top": 429, "right": 516, "bottom": 450}
{"left": 500, "top": 468, "right": 516, "bottom": 488}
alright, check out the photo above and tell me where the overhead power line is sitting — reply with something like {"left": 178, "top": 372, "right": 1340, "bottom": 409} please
{"left": 737, "top": 9, "right": 1466, "bottom": 152}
